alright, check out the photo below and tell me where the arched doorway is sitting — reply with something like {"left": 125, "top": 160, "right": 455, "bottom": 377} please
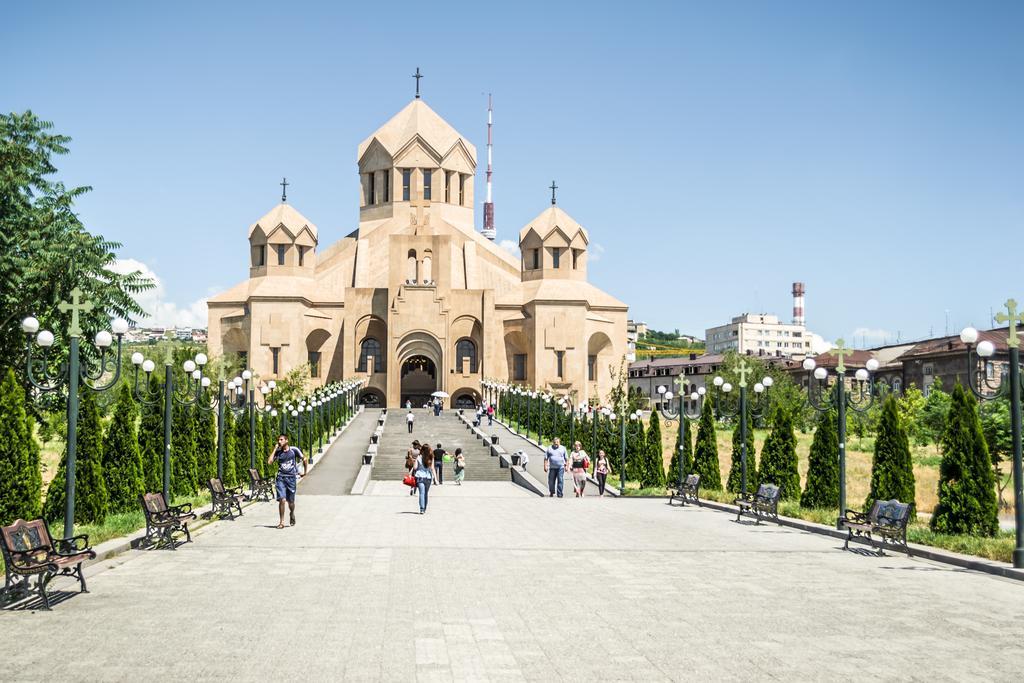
{"left": 359, "top": 388, "right": 386, "bottom": 408}
{"left": 401, "top": 355, "right": 436, "bottom": 407}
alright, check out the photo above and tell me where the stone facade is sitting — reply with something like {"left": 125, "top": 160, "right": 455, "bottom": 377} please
{"left": 207, "top": 97, "right": 628, "bottom": 408}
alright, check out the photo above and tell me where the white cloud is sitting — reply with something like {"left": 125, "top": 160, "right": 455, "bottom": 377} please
{"left": 108, "top": 258, "right": 209, "bottom": 327}
{"left": 589, "top": 243, "right": 606, "bottom": 263}
{"left": 499, "top": 239, "right": 520, "bottom": 257}
{"left": 809, "top": 334, "right": 832, "bottom": 354}
{"left": 850, "top": 327, "right": 894, "bottom": 347}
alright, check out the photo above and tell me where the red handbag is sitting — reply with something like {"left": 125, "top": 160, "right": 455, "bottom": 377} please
{"left": 403, "top": 474, "right": 416, "bottom": 487}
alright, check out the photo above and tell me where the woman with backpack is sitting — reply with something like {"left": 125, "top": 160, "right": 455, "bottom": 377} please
{"left": 594, "top": 449, "right": 612, "bottom": 497}
{"left": 569, "top": 440, "right": 590, "bottom": 497}
{"left": 453, "top": 448, "right": 466, "bottom": 485}
{"left": 413, "top": 443, "right": 435, "bottom": 514}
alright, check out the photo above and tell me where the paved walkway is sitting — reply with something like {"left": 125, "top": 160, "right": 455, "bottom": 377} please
{"left": 301, "top": 411, "right": 377, "bottom": 496}
{"left": 5, "top": 490, "right": 1024, "bottom": 680}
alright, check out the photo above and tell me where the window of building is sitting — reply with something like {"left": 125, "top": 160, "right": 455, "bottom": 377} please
{"left": 255, "top": 245, "right": 266, "bottom": 267}
{"left": 555, "top": 350, "right": 564, "bottom": 378}
{"left": 552, "top": 248, "right": 561, "bottom": 269}
{"left": 402, "top": 169, "right": 411, "bottom": 201}
{"left": 367, "top": 172, "right": 376, "bottom": 205}
{"left": 298, "top": 246, "right": 306, "bottom": 267}
{"left": 588, "top": 355, "right": 597, "bottom": 381}
{"left": 444, "top": 171, "right": 452, "bottom": 203}
{"left": 309, "top": 351, "right": 321, "bottom": 378}
{"left": 383, "top": 172, "right": 390, "bottom": 202}
{"left": 276, "top": 244, "right": 286, "bottom": 265}
{"left": 271, "top": 347, "right": 280, "bottom": 374}
{"left": 358, "top": 338, "right": 383, "bottom": 372}
{"left": 893, "top": 378, "right": 903, "bottom": 394}
{"left": 531, "top": 249, "right": 540, "bottom": 270}
{"left": 513, "top": 353, "right": 527, "bottom": 381}
{"left": 422, "top": 168, "right": 432, "bottom": 200}
{"left": 459, "top": 174, "right": 466, "bottom": 205}
{"left": 986, "top": 361, "right": 995, "bottom": 380}
{"left": 455, "top": 339, "right": 477, "bottom": 373}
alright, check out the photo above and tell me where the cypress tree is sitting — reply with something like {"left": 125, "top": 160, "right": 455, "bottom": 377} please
{"left": 221, "top": 409, "right": 238, "bottom": 486}
{"left": 758, "top": 408, "right": 800, "bottom": 500}
{"left": 642, "top": 410, "right": 666, "bottom": 488}
{"left": 231, "top": 409, "right": 250, "bottom": 486}
{"left": 625, "top": 418, "right": 647, "bottom": 484}
{"left": 24, "top": 413, "right": 43, "bottom": 519}
{"left": 726, "top": 405, "right": 757, "bottom": 494}
{"left": 0, "top": 367, "right": 42, "bottom": 524}
{"left": 865, "top": 395, "right": 917, "bottom": 514}
{"left": 138, "top": 373, "right": 163, "bottom": 493}
{"left": 171, "top": 399, "right": 198, "bottom": 498}
{"left": 45, "top": 389, "right": 108, "bottom": 524}
{"left": 102, "top": 383, "right": 144, "bottom": 513}
{"left": 801, "top": 409, "right": 839, "bottom": 509}
{"left": 692, "top": 399, "right": 721, "bottom": 490}
{"left": 195, "top": 405, "right": 217, "bottom": 488}
{"left": 667, "top": 418, "right": 693, "bottom": 487}
{"left": 931, "top": 384, "right": 998, "bottom": 536}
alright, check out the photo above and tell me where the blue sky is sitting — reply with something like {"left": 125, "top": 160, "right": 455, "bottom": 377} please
{"left": 4, "top": 1, "right": 1022, "bottom": 346}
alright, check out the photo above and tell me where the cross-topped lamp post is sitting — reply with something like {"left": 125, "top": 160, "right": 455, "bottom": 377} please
{"left": 708, "top": 361, "right": 773, "bottom": 496}
{"left": 961, "top": 297, "right": 1024, "bottom": 568}
{"left": 656, "top": 373, "right": 705, "bottom": 497}
{"left": 802, "top": 339, "right": 879, "bottom": 529}
{"left": 22, "top": 289, "right": 129, "bottom": 538}
{"left": 592, "top": 406, "right": 643, "bottom": 495}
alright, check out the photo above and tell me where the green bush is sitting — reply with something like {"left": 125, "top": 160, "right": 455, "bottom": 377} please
{"left": 757, "top": 408, "right": 800, "bottom": 500}
{"left": 865, "top": 395, "right": 917, "bottom": 515}
{"left": 801, "top": 409, "right": 839, "bottom": 509}
{"left": 0, "top": 367, "right": 42, "bottom": 524}
{"left": 171, "top": 399, "right": 198, "bottom": 497}
{"left": 138, "top": 373, "right": 164, "bottom": 493}
{"left": 45, "top": 389, "right": 108, "bottom": 524}
{"left": 642, "top": 410, "right": 665, "bottom": 488}
{"left": 667, "top": 418, "right": 693, "bottom": 488}
{"left": 102, "top": 383, "right": 144, "bottom": 514}
{"left": 692, "top": 399, "right": 721, "bottom": 490}
{"left": 195, "top": 404, "right": 217, "bottom": 488}
{"left": 931, "top": 384, "right": 998, "bottom": 536}
{"left": 231, "top": 409, "right": 250, "bottom": 487}
{"left": 221, "top": 409, "right": 238, "bottom": 486}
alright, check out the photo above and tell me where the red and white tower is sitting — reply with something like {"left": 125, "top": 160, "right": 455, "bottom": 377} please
{"left": 792, "top": 282, "right": 806, "bottom": 326}
{"left": 482, "top": 93, "right": 496, "bottom": 240}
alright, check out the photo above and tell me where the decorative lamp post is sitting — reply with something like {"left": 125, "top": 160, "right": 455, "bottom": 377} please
{"left": 802, "top": 339, "right": 879, "bottom": 529}
{"left": 708, "top": 361, "right": 773, "bottom": 496}
{"left": 22, "top": 294, "right": 128, "bottom": 538}
{"left": 655, "top": 374, "right": 706, "bottom": 496}
{"left": 557, "top": 394, "right": 578, "bottom": 448}
{"left": 961, "top": 299, "right": 1024, "bottom": 568}
{"left": 593, "top": 406, "right": 643, "bottom": 495}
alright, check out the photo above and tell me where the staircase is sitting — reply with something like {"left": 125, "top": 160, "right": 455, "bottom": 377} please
{"left": 372, "top": 409, "right": 509, "bottom": 482}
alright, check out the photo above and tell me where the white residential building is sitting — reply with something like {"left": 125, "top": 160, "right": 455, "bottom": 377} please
{"left": 705, "top": 313, "right": 813, "bottom": 357}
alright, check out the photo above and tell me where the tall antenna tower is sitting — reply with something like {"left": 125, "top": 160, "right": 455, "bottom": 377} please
{"left": 482, "top": 93, "right": 496, "bottom": 240}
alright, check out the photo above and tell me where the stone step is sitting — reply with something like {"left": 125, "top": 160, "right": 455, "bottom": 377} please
{"left": 372, "top": 410, "right": 508, "bottom": 481}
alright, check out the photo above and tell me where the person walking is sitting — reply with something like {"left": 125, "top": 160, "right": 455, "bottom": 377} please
{"left": 413, "top": 444, "right": 435, "bottom": 514}
{"left": 543, "top": 436, "right": 568, "bottom": 498}
{"left": 453, "top": 448, "right": 466, "bottom": 485}
{"left": 433, "top": 442, "right": 446, "bottom": 485}
{"left": 594, "top": 449, "right": 612, "bottom": 497}
{"left": 569, "top": 441, "right": 590, "bottom": 497}
{"left": 486, "top": 403, "right": 494, "bottom": 426}
{"left": 406, "top": 410, "right": 415, "bottom": 433}
{"left": 406, "top": 441, "right": 420, "bottom": 496}
{"left": 433, "top": 398, "right": 441, "bottom": 417}
{"left": 405, "top": 399, "right": 412, "bottom": 409}
{"left": 267, "top": 434, "right": 307, "bottom": 529}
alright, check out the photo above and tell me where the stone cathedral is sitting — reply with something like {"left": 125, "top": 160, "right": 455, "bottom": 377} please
{"left": 207, "top": 95, "right": 628, "bottom": 408}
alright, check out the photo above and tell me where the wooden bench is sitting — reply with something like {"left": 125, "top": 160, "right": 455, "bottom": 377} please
{"left": 668, "top": 474, "right": 701, "bottom": 506}
{"left": 208, "top": 478, "right": 245, "bottom": 519}
{"left": 840, "top": 499, "right": 912, "bottom": 556}
{"left": 139, "top": 492, "right": 197, "bottom": 549}
{"left": 248, "top": 468, "right": 275, "bottom": 502}
{"left": 734, "top": 483, "right": 782, "bottom": 524}
{"left": 1, "top": 518, "right": 96, "bottom": 610}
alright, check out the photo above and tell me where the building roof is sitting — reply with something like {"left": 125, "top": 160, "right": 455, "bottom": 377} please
{"left": 248, "top": 203, "right": 318, "bottom": 240}
{"left": 518, "top": 205, "right": 589, "bottom": 243}
{"left": 357, "top": 99, "right": 477, "bottom": 161}
{"left": 508, "top": 278, "right": 626, "bottom": 309}
{"left": 208, "top": 276, "right": 319, "bottom": 304}
{"left": 629, "top": 354, "right": 726, "bottom": 373}
{"left": 899, "top": 328, "right": 1009, "bottom": 359}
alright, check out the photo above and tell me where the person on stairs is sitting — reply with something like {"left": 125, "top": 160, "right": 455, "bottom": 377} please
{"left": 453, "top": 448, "right": 465, "bottom": 485}
{"left": 406, "top": 410, "right": 415, "bottom": 433}
{"left": 433, "top": 443, "right": 446, "bottom": 485}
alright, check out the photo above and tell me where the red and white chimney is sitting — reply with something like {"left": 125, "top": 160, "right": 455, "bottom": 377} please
{"left": 792, "top": 282, "right": 806, "bottom": 326}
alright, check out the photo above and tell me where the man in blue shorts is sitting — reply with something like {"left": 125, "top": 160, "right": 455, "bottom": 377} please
{"left": 267, "top": 434, "right": 307, "bottom": 529}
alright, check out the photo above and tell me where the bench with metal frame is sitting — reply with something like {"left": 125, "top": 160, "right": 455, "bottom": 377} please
{"left": 668, "top": 473, "right": 701, "bottom": 507}
{"left": 1, "top": 518, "right": 96, "bottom": 610}
{"left": 840, "top": 499, "right": 912, "bottom": 556}
{"left": 139, "top": 492, "right": 197, "bottom": 549}
{"left": 248, "top": 468, "right": 274, "bottom": 502}
{"left": 208, "top": 478, "right": 245, "bottom": 519}
{"left": 734, "top": 483, "right": 782, "bottom": 524}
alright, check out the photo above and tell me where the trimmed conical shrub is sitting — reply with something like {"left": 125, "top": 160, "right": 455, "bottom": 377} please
{"left": 692, "top": 399, "right": 721, "bottom": 489}
{"left": 642, "top": 410, "right": 666, "bottom": 488}
{"left": 931, "top": 384, "right": 998, "bottom": 536}
{"left": 801, "top": 409, "right": 839, "bottom": 509}
{"left": 726, "top": 406, "right": 757, "bottom": 494}
{"left": 138, "top": 373, "right": 164, "bottom": 493}
{"left": 171, "top": 400, "right": 198, "bottom": 498}
{"left": 195, "top": 404, "right": 217, "bottom": 489}
{"left": 625, "top": 418, "right": 647, "bottom": 485}
{"left": 758, "top": 408, "right": 800, "bottom": 500}
{"left": 0, "top": 368, "right": 42, "bottom": 524}
{"left": 865, "top": 395, "right": 916, "bottom": 515}
{"left": 45, "top": 388, "right": 108, "bottom": 524}
{"left": 102, "top": 383, "right": 144, "bottom": 513}
{"left": 231, "top": 409, "right": 250, "bottom": 487}
{"left": 221, "top": 409, "right": 238, "bottom": 486}
{"left": 668, "top": 418, "right": 693, "bottom": 487}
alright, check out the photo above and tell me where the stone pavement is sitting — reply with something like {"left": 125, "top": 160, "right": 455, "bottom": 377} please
{"left": 301, "top": 411, "right": 378, "bottom": 495}
{"left": 4, "top": 491, "right": 1024, "bottom": 680}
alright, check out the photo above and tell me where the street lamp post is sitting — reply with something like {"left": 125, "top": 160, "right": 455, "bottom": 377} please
{"left": 708, "top": 361, "right": 773, "bottom": 496}
{"left": 802, "top": 339, "right": 879, "bottom": 529}
{"left": 22, "top": 296, "right": 128, "bottom": 539}
{"left": 961, "top": 301, "right": 1024, "bottom": 568}
{"left": 557, "top": 394, "right": 578, "bottom": 448}
{"left": 593, "top": 406, "right": 643, "bottom": 495}
{"left": 655, "top": 375, "right": 705, "bottom": 497}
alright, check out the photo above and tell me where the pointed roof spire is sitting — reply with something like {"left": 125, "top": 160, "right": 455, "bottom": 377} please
{"left": 550, "top": 180, "right": 558, "bottom": 206}
{"left": 412, "top": 67, "right": 423, "bottom": 99}
{"left": 280, "top": 177, "right": 289, "bottom": 203}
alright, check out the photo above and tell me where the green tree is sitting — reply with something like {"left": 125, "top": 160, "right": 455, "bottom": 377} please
{"left": 195, "top": 405, "right": 217, "bottom": 488}
{"left": 0, "top": 367, "right": 42, "bottom": 524}
{"left": 642, "top": 410, "right": 665, "bottom": 488}
{"left": 757, "top": 408, "right": 801, "bottom": 500}
{"left": 931, "top": 384, "right": 998, "bottom": 536}
{"left": 667, "top": 418, "right": 693, "bottom": 487}
{"left": 231, "top": 409, "right": 250, "bottom": 487}
{"left": 725, "top": 403, "right": 757, "bottom": 494}
{"left": 221, "top": 409, "right": 238, "bottom": 486}
{"left": 138, "top": 373, "right": 164, "bottom": 493}
{"left": 44, "top": 389, "right": 108, "bottom": 524}
{"left": 921, "top": 378, "right": 951, "bottom": 451}
{"left": 101, "top": 383, "right": 144, "bottom": 513}
{"left": 0, "top": 112, "right": 152, "bottom": 386}
{"left": 801, "top": 409, "right": 839, "bottom": 509}
{"left": 978, "top": 398, "right": 1013, "bottom": 509}
{"left": 171, "top": 400, "right": 198, "bottom": 498}
{"left": 897, "top": 384, "right": 928, "bottom": 447}
{"left": 625, "top": 418, "right": 647, "bottom": 484}
{"left": 865, "top": 395, "right": 917, "bottom": 515}
{"left": 692, "top": 399, "right": 721, "bottom": 489}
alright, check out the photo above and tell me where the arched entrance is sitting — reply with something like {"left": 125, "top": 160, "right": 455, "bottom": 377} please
{"left": 401, "top": 356, "right": 436, "bottom": 407}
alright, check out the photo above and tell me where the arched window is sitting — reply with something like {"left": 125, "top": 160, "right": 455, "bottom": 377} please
{"left": 358, "top": 338, "right": 384, "bottom": 372}
{"left": 422, "top": 249, "right": 433, "bottom": 284}
{"left": 406, "top": 249, "right": 418, "bottom": 284}
{"left": 893, "top": 377, "right": 903, "bottom": 395}
{"left": 455, "top": 338, "right": 477, "bottom": 373}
